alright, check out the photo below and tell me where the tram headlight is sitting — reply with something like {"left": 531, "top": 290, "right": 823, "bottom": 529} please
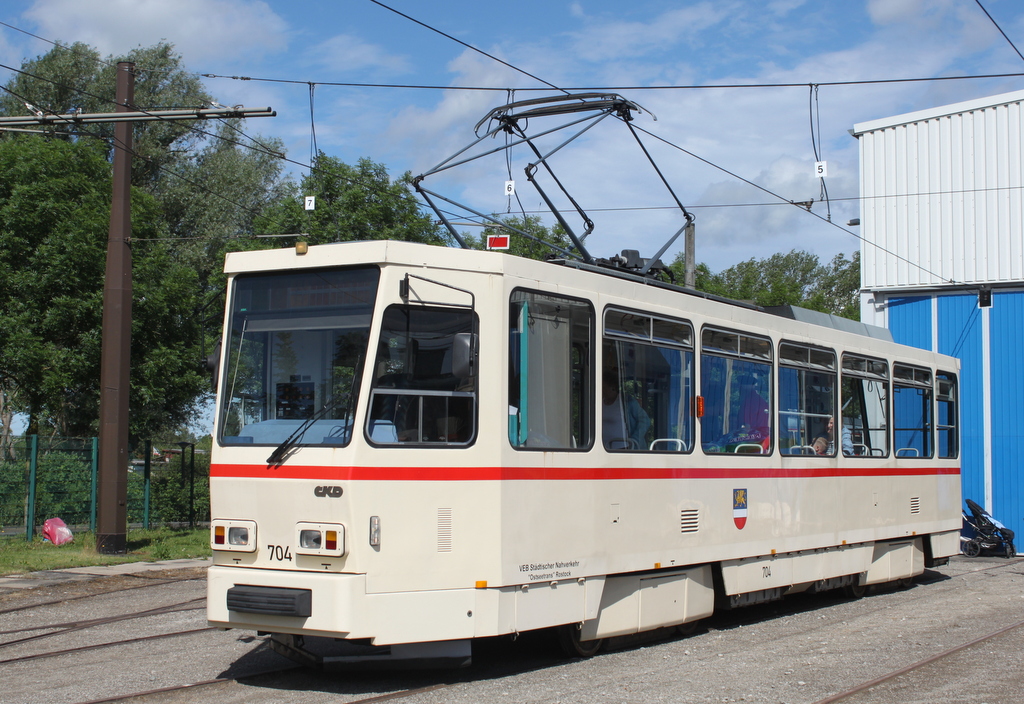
{"left": 295, "top": 522, "right": 346, "bottom": 557}
{"left": 210, "top": 519, "right": 257, "bottom": 553}
{"left": 228, "top": 527, "right": 249, "bottom": 545}
{"left": 299, "top": 529, "right": 322, "bottom": 549}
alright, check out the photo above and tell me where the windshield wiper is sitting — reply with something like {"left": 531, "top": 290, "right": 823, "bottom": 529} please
{"left": 266, "top": 396, "right": 342, "bottom": 466}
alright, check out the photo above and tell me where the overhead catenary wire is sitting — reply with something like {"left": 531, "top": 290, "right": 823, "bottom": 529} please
{"left": 626, "top": 120, "right": 954, "bottom": 284}
{"left": 0, "top": 60, "right": 426, "bottom": 234}
{"left": 0, "top": 73, "right": 276, "bottom": 223}
{"left": 308, "top": 82, "right": 318, "bottom": 169}
{"left": 974, "top": 0, "right": 1024, "bottom": 65}
{"left": 365, "top": 0, "right": 569, "bottom": 95}
{"left": 0, "top": 51, "right": 1010, "bottom": 279}
{"left": 0, "top": 19, "right": 1000, "bottom": 278}
{"left": 809, "top": 84, "right": 832, "bottom": 222}
{"left": 196, "top": 70, "right": 1024, "bottom": 92}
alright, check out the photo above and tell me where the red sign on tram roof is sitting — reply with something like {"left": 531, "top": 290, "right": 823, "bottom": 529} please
{"left": 487, "top": 234, "right": 510, "bottom": 250}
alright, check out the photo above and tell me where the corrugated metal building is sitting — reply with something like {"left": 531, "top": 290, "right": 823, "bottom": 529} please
{"left": 853, "top": 89, "right": 1024, "bottom": 537}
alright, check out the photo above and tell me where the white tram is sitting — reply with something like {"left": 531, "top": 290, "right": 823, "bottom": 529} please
{"left": 207, "top": 240, "right": 962, "bottom": 666}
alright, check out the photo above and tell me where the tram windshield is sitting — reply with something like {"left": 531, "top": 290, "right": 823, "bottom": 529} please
{"left": 218, "top": 267, "right": 379, "bottom": 448}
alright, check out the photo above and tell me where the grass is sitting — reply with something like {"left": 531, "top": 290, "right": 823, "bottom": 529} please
{"left": 0, "top": 527, "right": 211, "bottom": 576}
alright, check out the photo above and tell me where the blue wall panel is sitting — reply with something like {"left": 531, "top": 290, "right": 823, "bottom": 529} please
{"left": 936, "top": 295, "right": 985, "bottom": 511}
{"left": 989, "top": 292, "right": 1024, "bottom": 537}
{"left": 888, "top": 296, "right": 932, "bottom": 350}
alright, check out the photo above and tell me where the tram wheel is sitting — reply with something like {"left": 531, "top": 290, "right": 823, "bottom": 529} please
{"left": 896, "top": 576, "right": 914, "bottom": 590}
{"left": 843, "top": 582, "right": 867, "bottom": 599}
{"left": 963, "top": 539, "right": 982, "bottom": 558}
{"left": 556, "top": 623, "right": 603, "bottom": 658}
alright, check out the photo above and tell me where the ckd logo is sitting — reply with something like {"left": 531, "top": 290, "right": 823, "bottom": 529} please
{"left": 314, "top": 485, "right": 343, "bottom": 498}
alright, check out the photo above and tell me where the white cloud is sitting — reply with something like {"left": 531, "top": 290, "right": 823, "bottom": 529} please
{"left": 302, "top": 34, "right": 412, "bottom": 76}
{"left": 867, "top": 0, "right": 945, "bottom": 26}
{"left": 567, "top": 2, "right": 734, "bottom": 63}
{"left": 22, "top": 0, "right": 289, "bottom": 64}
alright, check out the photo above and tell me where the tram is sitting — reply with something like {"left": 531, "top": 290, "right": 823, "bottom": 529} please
{"left": 206, "top": 239, "right": 962, "bottom": 666}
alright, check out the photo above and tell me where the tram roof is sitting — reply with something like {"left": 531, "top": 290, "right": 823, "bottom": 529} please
{"left": 225, "top": 240, "right": 892, "bottom": 343}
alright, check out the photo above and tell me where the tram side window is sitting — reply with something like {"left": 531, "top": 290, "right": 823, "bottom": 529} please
{"left": 366, "top": 305, "right": 477, "bottom": 445}
{"left": 509, "top": 290, "right": 593, "bottom": 450}
{"left": 841, "top": 355, "right": 889, "bottom": 457}
{"left": 701, "top": 328, "right": 773, "bottom": 454}
{"left": 893, "top": 364, "right": 933, "bottom": 458}
{"left": 778, "top": 343, "right": 836, "bottom": 455}
{"left": 937, "top": 372, "right": 958, "bottom": 459}
{"left": 603, "top": 309, "right": 694, "bottom": 453}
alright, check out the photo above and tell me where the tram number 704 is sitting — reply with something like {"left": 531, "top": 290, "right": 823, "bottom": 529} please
{"left": 268, "top": 544, "right": 293, "bottom": 562}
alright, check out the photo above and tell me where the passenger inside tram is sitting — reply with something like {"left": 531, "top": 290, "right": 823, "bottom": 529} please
{"left": 814, "top": 416, "right": 855, "bottom": 456}
{"left": 601, "top": 365, "right": 651, "bottom": 450}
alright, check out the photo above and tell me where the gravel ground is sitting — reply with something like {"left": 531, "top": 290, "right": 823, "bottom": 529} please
{"left": 2, "top": 557, "right": 1022, "bottom": 704}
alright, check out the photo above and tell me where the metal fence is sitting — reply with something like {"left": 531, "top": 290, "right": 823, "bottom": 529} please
{"left": 0, "top": 435, "right": 209, "bottom": 540}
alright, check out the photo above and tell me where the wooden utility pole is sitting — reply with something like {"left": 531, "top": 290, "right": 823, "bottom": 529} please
{"left": 0, "top": 70, "right": 274, "bottom": 554}
{"left": 96, "top": 62, "right": 135, "bottom": 553}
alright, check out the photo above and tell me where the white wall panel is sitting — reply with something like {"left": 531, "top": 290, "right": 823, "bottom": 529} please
{"left": 854, "top": 90, "right": 1024, "bottom": 290}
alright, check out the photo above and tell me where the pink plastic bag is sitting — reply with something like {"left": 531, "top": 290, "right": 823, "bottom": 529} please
{"left": 42, "top": 517, "right": 74, "bottom": 546}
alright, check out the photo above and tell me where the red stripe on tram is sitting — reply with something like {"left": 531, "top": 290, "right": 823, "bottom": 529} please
{"left": 210, "top": 463, "right": 961, "bottom": 481}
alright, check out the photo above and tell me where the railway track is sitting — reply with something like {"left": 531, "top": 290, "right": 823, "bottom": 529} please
{"left": 72, "top": 677, "right": 446, "bottom": 704}
{"left": 0, "top": 626, "right": 214, "bottom": 665}
{"left": 0, "top": 597, "right": 204, "bottom": 643}
{"left": 0, "top": 571, "right": 204, "bottom": 616}
{"left": 4, "top": 557, "right": 1020, "bottom": 704}
{"left": 811, "top": 616, "right": 1024, "bottom": 703}
{"left": 67, "top": 609, "right": 1024, "bottom": 704}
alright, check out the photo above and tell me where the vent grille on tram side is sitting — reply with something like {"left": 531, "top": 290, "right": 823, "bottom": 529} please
{"left": 438, "top": 508, "right": 453, "bottom": 552}
{"left": 680, "top": 509, "right": 700, "bottom": 533}
{"left": 910, "top": 497, "right": 921, "bottom": 514}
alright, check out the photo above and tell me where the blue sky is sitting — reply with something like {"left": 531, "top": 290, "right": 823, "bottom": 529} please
{"left": 1, "top": 0, "right": 1024, "bottom": 273}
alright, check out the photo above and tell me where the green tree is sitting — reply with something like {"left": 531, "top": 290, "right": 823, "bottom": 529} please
{"left": 706, "top": 250, "right": 823, "bottom": 306}
{"left": 153, "top": 119, "right": 290, "bottom": 291}
{"left": 670, "top": 249, "right": 860, "bottom": 318}
{"left": 806, "top": 251, "right": 861, "bottom": 320}
{"left": 665, "top": 253, "right": 719, "bottom": 291}
{"left": 0, "top": 42, "right": 213, "bottom": 189}
{"left": 254, "top": 153, "right": 448, "bottom": 247}
{"left": 0, "top": 137, "right": 206, "bottom": 440}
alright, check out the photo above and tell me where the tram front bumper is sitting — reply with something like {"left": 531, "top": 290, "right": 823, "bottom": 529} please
{"left": 207, "top": 565, "right": 479, "bottom": 645}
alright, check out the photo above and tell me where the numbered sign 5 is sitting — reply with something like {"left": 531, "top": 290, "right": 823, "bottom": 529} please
{"left": 815, "top": 161, "right": 828, "bottom": 178}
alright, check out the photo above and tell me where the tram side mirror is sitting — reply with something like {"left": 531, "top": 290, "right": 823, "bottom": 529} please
{"left": 205, "top": 339, "right": 222, "bottom": 391}
{"left": 452, "top": 333, "right": 476, "bottom": 380}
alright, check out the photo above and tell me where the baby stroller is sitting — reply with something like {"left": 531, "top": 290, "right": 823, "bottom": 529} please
{"left": 961, "top": 499, "right": 1016, "bottom": 558}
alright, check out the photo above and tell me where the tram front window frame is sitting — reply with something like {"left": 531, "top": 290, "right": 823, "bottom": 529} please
{"left": 365, "top": 304, "right": 479, "bottom": 446}
{"left": 218, "top": 266, "right": 380, "bottom": 448}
